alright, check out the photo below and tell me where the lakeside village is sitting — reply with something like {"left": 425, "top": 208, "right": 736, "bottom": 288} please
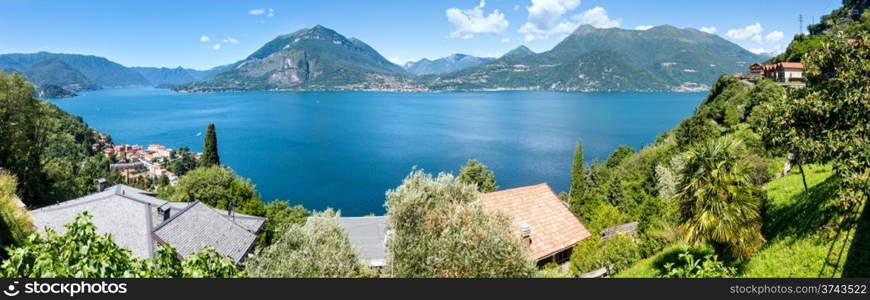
{"left": 90, "top": 131, "right": 198, "bottom": 187}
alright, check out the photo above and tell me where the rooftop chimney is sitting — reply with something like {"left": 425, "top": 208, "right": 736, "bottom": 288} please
{"left": 157, "top": 205, "right": 172, "bottom": 222}
{"left": 520, "top": 223, "right": 532, "bottom": 246}
{"left": 96, "top": 178, "right": 107, "bottom": 192}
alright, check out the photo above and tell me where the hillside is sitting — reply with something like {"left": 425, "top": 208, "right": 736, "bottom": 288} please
{"left": 130, "top": 66, "right": 223, "bottom": 87}
{"left": 403, "top": 54, "right": 494, "bottom": 75}
{"left": 0, "top": 72, "right": 115, "bottom": 206}
{"left": 175, "top": 25, "right": 412, "bottom": 92}
{"left": 420, "top": 25, "right": 763, "bottom": 92}
{"left": 0, "top": 52, "right": 149, "bottom": 87}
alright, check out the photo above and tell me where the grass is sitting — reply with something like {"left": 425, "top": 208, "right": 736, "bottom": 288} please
{"left": 614, "top": 243, "right": 715, "bottom": 278}
{"left": 615, "top": 165, "right": 869, "bottom": 278}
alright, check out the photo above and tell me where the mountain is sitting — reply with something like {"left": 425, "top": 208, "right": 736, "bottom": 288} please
{"left": 420, "top": 25, "right": 765, "bottom": 92}
{"left": 131, "top": 67, "right": 196, "bottom": 86}
{"left": 0, "top": 52, "right": 149, "bottom": 87}
{"left": 403, "top": 54, "right": 494, "bottom": 75}
{"left": 175, "top": 25, "right": 411, "bottom": 92}
{"left": 502, "top": 46, "right": 535, "bottom": 58}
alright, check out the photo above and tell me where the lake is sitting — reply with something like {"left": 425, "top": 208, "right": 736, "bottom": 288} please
{"left": 50, "top": 88, "right": 703, "bottom": 216}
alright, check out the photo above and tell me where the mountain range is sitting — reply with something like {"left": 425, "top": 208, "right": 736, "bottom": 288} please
{"left": 3, "top": 24, "right": 766, "bottom": 96}
{"left": 0, "top": 52, "right": 220, "bottom": 98}
{"left": 178, "top": 25, "right": 764, "bottom": 93}
{"left": 403, "top": 54, "right": 494, "bottom": 75}
{"left": 419, "top": 25, "right": 764, "bottom": 92}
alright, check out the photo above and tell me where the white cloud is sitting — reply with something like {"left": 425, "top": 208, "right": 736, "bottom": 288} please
{"left": 222, "top": 37, "right": 239, "bottom": 44}
{"left": 514, "top": 4, "right": 520, "bottom": 11}
{"left": 573, "top": 6, "right": 621, "bottom": 29}
{"left": 725, "top": 23, "right": 763, "bottom": 41}
{"left": 249, "top": 8, "right": 265, "bottom": 15}
{"left": 517, "top": 0, "right": 582, "bottom": 42}
{"left": 200, "top": 35, "right": 210, "bottom": 43}
{"left": 268, "top": 8, "right": 274, "bottom": 17}
{"left": 635, "top": 25, "right": 653, "bottom": 31}
{"left": 446, "top": 0, "right": 509, "bottom": 39}
{"left": 500, "top": 37, "right": 511, "bottom": 43}
{"left": 699, "top": 26, "right": 717, "bottom": 34}
{"left": 388, "top": 57, "right": 402, "bottom": 64}
{"left": 765, "top": 30, "right": 784, "bottom": 43}
{"left": 751, "top": 34, "right": 763, "bottom": 43}
{"left": 211, "top": 44, "right": 221, "bottom": 50}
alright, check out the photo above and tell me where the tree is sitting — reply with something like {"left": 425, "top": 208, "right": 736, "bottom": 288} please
{"left": 0, "top": 172, "right": 35, "bottom": 250}
{"left": 167, "top": 146, "right": 197, "bottom": 176}
{"left": 200, "top": 123, "right": 220, "bottom": 168}
{"left": 457, "top": 159, "right": 497, "bottom": 193}
{"left": 0, "top": 212, "right": 242, "bottom": 278}
{"left": 384, "top": 170, "right": 536, "bottom": 278}
{"left": 258, "top": 200, "right": 309, "bottom": 245}
{"left": 766, "top": 34, "right": 869, "bottom": 212}
{"left": 245, "top": 209, "right": 368, "bottom": 278}
{"left": 0, "top": 72, "right": 45, "bottom": 203}
{"left": 160, "top": 166, "right": 264, "bottom": 216}
{"left": 568, "top": 141, "right": 586, "bottom": 213}
{"left": 677, "top": 136, "right": 764, "bottom": 259}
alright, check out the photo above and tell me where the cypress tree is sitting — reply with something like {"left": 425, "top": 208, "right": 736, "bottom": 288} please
{"left": 200, "top": 123, "right": 220, "bottom": 168}
{"left": 568, "top": 140, "right": 585, "bottom": 203}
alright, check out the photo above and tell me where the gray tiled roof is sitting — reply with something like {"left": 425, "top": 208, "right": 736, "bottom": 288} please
{"left": 212, "top": 209, "right": 266, "bottom": 233}
{"left": 30, "top": 185, "right": 263, "bottom": 263}
{"left": 336, "top": 216, "right": 388, "bottom": 267}
{"left": 153, "top": 202, "right": 258, "bottom": 263}
{"left": 31, "top": 188, "right": 156, "bottom": 258}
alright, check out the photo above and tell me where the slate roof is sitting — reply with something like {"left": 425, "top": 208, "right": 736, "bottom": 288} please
{"left": 336, "top": 216, "right": 388, "bottom": 267}
{"left": 481, "top": 183, "right": 592, "bottom": 262}
{"left": 30, "top": 185, "right": 265, "bottom": 263}
{"left": 153, "top": 202, "right": 259, "bottom": 263}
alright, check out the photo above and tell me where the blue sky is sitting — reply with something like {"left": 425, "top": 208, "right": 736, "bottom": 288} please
{"left": 0, "top": 0, "right": 841, "bottom": 70}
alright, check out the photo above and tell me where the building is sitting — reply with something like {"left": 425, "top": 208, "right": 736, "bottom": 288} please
{"left": 482, "top": 184, "right": 592, "bottom": 264}
{"left": 336, "top": 216, "right": 388, "bottom": 267}
{"left": 752, "top": 62, "right": 804, "bottom": 83}
{"left": 29, "top": 185, "right": 265, "bottom": 263}
{"left": 338, "top": 184, "right": 591, "bottom": 267}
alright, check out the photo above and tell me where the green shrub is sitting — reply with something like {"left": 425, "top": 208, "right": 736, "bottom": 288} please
{"left": 569, "top": 233, "right": 640, "bottom": 276}
{"left": 457, "top": 159, "right": 498, "bottom": 193}
{"left": 0, "top": 172, "right": 35, "bottom": 249}
{"left": 245, "top": 209, "right": 368, "bottom": 278}
{"left": 0, "top": 212, "right": 241, "bottom": 278}
{"left": 662, "top": 250, "right": 736, "bottom": 278}
{"left": 568, "top": 235, "right": 605, "bottom": 275}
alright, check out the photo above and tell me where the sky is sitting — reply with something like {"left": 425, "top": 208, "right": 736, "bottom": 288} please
{"left": 0, "top": 0, "right": 842, "bottom": 70}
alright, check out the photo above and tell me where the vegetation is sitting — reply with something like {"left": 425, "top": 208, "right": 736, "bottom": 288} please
{"left": 0, "top": 172, "right": 35, "bottom": 250}
{"left": 569, "top": 233, "right": 640, "bottom": 276}
{"left": 457, "top": 159, "right": 497, "bottom": 193}
{"left": 676, "top": 136, "right": 764, "bottom": 258}
{"left": 661, "top": 250, "right": 736, "bottom": 278}
{"left": 0, "top": 212, "right": 241, "bottom": 278}
{"left": 0, "top": 71, "right": 115, "bottom": 206}
{"left": 160, "top": 166, "right": 263, "bottom": 214}
{"left": 245, "top": 209, "right": 368, "bottom": 278}
{"left": 200, "top": 123, "right": 220, "bottom": 168}
{"left": 384, "top": 170, "right": 536, "bottom": 278}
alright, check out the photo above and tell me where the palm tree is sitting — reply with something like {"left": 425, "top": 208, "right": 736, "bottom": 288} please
{"left": 677, "top": 136, "right": 764, "bottom": 259}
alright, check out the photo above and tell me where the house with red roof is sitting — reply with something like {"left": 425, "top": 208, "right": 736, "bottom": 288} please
{"left": 482, "top": 183, "right": 592, "bottom": 264}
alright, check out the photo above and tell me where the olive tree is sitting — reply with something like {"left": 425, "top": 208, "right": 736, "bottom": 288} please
{"left": 245, "top": 209, "right": 368, "bottom": 278}
{"left": 385, "top": 170, "right": 536, "bottom": 278}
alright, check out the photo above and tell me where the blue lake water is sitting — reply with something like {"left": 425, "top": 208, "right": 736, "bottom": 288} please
{"left": 50, "top": 88, "right": 703, "bottom": 216}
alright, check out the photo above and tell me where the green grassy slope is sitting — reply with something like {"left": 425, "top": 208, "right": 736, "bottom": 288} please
{"left": 615, "top": 165, "right": 868, "bottom": 278}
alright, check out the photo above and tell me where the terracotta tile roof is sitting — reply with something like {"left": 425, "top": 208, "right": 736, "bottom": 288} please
{"left": 482, "top": 184, "right": 591, "bottom": 261}
{"left": 779, "top": 62, "right": 803, "bottom": 69}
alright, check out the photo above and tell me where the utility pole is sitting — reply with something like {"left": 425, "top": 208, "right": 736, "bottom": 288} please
{"left": 799, "top": 14, "right": 804, "bottom": 34}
